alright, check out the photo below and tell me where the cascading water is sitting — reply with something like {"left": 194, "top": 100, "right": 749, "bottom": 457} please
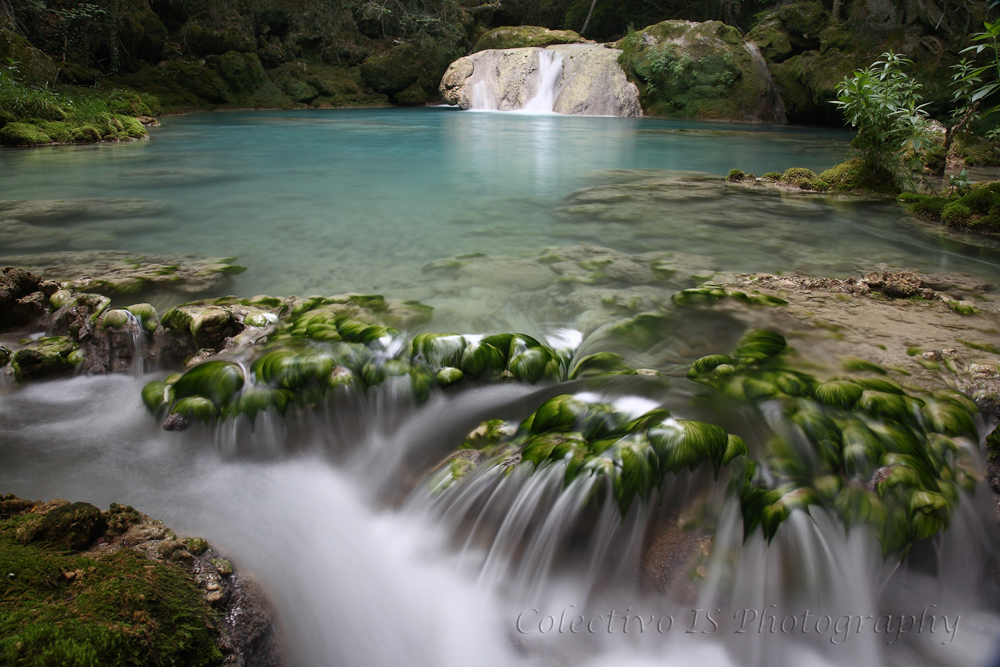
{"left": 3, "top": 326, "right": 997, "bottom": 667}
{"left": 3, "top": 111, "right": 1000, "bottom": 667}
{"left": 467, "top": 49, "right": 565, "bottom": 113}
{"left": 519, "top": 50, "right": 565, "bottom": 114}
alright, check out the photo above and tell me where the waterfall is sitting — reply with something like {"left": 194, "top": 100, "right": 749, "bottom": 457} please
{"left": 519, "top": 50, "right": 564, "bottom": 114}
{"left": 469, "top": 80, "right": 495, "bottom": 111}
{"left": 448, "top": 45, "right": 641, "bottom": 116}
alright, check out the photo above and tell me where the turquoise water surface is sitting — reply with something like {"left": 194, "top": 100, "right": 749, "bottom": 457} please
{"left": 2, "top": 107, "right": 998, "bottom": 329}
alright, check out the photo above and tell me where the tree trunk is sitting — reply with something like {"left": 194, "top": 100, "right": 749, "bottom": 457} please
{"left": 581, "top": 0, "right": 598, "bottom": 36}
{"left": 832, "top": 0, "right": 841, "bottom": 22}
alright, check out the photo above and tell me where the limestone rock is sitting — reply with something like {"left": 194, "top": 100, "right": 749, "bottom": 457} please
{"left": 439, "top": 44, "right": 641, "bottom": 117}
{"left": 3, "top": 250, "right": 246, "bottom": 297}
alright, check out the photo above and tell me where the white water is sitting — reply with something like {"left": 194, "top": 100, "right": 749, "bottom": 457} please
{"left": 468, "top": 49, "right": 565, "bottom": 114}
{"left": 3, "top": 374, "right": 998, "bottom": 666}
{"left": 520, "top": 50, "right": 565, "bottom": 114}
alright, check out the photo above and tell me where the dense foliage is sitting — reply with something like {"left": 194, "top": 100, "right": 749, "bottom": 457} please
{"left": 833, "top": 52, "right": 930, "bottom": 188}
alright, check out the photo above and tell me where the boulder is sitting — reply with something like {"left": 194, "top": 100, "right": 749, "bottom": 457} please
{"left": 15, "top": 502, "right": 107, "bottom": 550}
{"left": 439, "top": 44, "right": 641, "bottom": 117}
{"left": 616, "top": 20, "right": 785, "bottom": 122}
{"left": 0, "top": 266, "right": 59, "bottom": 330}
{"left": 9, "top": 336, "right": 83, "bottom": 382}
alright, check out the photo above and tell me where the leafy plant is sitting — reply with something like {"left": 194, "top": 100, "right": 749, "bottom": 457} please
{"left": 949, "top": 168, "right": 974, "bottom": 196}
{"left": 832, "top": 52, "right": 931, "bottom": 189}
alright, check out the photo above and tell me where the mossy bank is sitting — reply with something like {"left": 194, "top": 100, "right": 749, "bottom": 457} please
{"left": 0, "top": 494, "right": 280, "bottom": 666}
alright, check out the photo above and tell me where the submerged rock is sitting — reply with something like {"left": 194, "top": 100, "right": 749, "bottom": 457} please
{"left": 2, "top": 250, "right": 247, "bottom": 296}
{"left": 440, "top": 44, "right": 641, "bottom": 117}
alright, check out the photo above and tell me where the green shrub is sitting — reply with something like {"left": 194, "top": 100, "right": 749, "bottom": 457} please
{"left": 832, "top": 52, "right": 930, "bottom": 189}
{"left": 727, "top": 168, "right": 745, "bottom": 181}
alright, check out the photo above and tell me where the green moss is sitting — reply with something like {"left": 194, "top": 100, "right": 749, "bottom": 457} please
{"left": 780, "top": 167, "right": 818, "bottom": 188}
{"left": 0, "top": 122, "right": 52, "bottom": 146}
{"left": 617, "top": 20, "right": 780, "bottom": 121}
{"left": 761, "top": 171, "right": 783, "bottom": 181}
{"left": 34, "top": 121, "right": 75, "bottom": 143}
{"left": 472, "top": 26, "right": 585, "bottom": 53}
{"left": 819, "top": 159, "right": 900, "bottom": 196}
{"left": 727, "top": 169, "right": 745, "bottom": 182}
{"left": 0, "top": 513, "right": 222, "bottom": 667}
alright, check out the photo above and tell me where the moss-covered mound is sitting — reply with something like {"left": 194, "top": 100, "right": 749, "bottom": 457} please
{"left": 0, "top": 497, "right": 223, "bottom": 666}
{"left": 616, "top": 20, "right": 784, "bottom": 122}
{"left": 432, "top": 395, "right": 747, "bottom": 515}
{"left": 818, "top": 159, "right": 900, "bottom": 196}
{"left": 727, "top": 160, "right": 900, "bottom": 197}
{"left": 0, "top": 59, "right": 156, "bottom": 147}
{"left": 472, "top": 26, "right": 586, "bottom": 53}
{"left": 953, "top": 132, "right": 1000, "bottom": 168}
{"left": 900, "top": 182, "right": 1000, "bottom": 233}
{"left": 686, "top": 332, "right": 980, "bottom": 553}
{"left": 429, "top": 328, "right": 982, "bottom": 555}
{"left": 144, "top": 311, "right": 636, "bottom": 429}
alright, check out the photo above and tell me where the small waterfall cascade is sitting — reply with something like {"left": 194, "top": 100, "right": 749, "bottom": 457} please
{"left": 466, "top": 49, "right": 565, "bottom": 113}
{"left": 520, "top": 50, "right": 565, "bottom": 113}
{"left": 441, "top": 45, "right": 641, "bottom": 117}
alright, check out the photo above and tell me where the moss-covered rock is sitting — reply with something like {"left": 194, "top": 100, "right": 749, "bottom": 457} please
{"left": 953, "top": 132, "right": 1000, "bottom": 167}
{"left": 0, "top": 28, "right": 57, "bottom": 84}
{"left": 472, "top": 26, "right": 586, "bottom": 53}
{"left": 9, "top": 336, "right": 82, "bottom": 382}
{"left": 900, "top": 181, "right": 1000, "bottom": 233}
{"left": 0, "top": 494, "right": 278, "bottom": 666}
{"left": 433, "top": 395, "right": 746, "bottom": 515}
{"left": 819, "top": 159, "right": 900, "bottom": 196}
{"left": 686, "top": 329, "right": 981, "bottom": 552}
{"left": 746, "top": 1, "right": 828, "bottom": 63}
{"left": 208, "top": 51, "right": 286, "bottom": 108}
{"left": 15, "top": 502, "right": 107, "bottom": 551}
{"left": 754, "top": 1, "right": 964, "bottom": 124}
{"left": 616, "top": 20, "right": 784, "bottom": 122}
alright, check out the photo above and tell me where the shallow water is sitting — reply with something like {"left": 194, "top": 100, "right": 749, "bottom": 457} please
{"left": 3, "top": 108, "right": 999, "bottom": 330}
{"left": 3, "top": 109, "right": 1000, "bottom": 667}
